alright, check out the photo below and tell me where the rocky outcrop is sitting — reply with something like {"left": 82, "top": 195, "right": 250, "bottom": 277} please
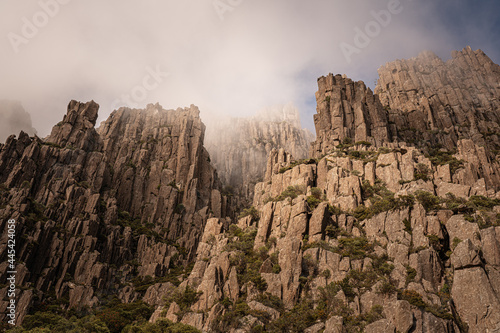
{"left": 375, "top": 46, "right": 500, "bottom": 152}
{"left": 148, "top": 48, "right": 500, "bottom": 333}
{"left": 0, "top": 101, "right": 231, "bottom": 324}
{"left": 0, "top": 100, "right": 37, "bottom": 143}
{"left": 206, "top": 104, "right": 314, "bottom": 202}
{"left": 153, "top": 134, "right": 500, "bottom": 331}
{"left": 310, "top": 74, "right": 391, "bottom": 157}
{"left": 2, "top": 46, "right": 500, "bottom": 333}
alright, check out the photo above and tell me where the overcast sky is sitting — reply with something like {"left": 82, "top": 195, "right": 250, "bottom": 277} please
{"left": 1, "top": 0, "right": 499, "bottom": 137}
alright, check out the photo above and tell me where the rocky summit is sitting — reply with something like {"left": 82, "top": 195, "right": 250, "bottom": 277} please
{"left": 1, "top": 47, "right": 500, "bottom": 333}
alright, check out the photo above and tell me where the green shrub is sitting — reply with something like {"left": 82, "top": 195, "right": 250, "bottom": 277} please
{"left": 398, "top": 289, "right": 426, "bottom": 308}
{"left": 414, "top": 163, "right": 431, "bottom": 181}
{"left": 269, "top": 251, "right": 281, "bottom": 273}
{"left": 255, "top": 293, "right": 284, "bottom": 312}
{"left": 451, "top": 237, "right": 462, "bottom": 250}
{"left": 123, "top": 319, "right": 201, "bottom": 333}
{"left": 238, "top": 206, "right": 260, "bottom": 221}
{"left": 415, "top": 190, "right": 441, "bottom": 211}
{"left": 317, "top": 282, "right": 342, "bottom": 317}
{"left": 403, "top": 218, "right": 412, "bottom": 234}
{"left": 427, "top": 149, "right": 464, "bottom": 175}
{"left": 398, "top": 289, "right": 453, "bottom": 321}
{"left": 405, "top": 266, "right": 417, "bottom": 284}
{"left": 443, "top": 193, "right": 468, "bottom": 211}
{"left": 347, "top": 150, "right": 378, "bottom": 163}
{"left": 467, "top": 195, "right": 500, "bottom": 209}
{"left": 378, "top": 147, "right": 391, "bottom": 154}
{"left": 353, "top": 189, "right": 414, "bottom": 221}
{"left": 267, "top": 299, "right": 319, "bottom": 333}
{"left": 321, "top": 269, "right": 332, "bottom": 279}
{"left": 115, "top": 210, "right": 162, "bottom": 241}
{"left": 163, "top": 286, "right": 202, "bottom": 319}
{"left": 337, "top": 237, "right": 374, "bottom": 259}
{"left": 310, "top": 187, "right": 322, "bottom": 198}
{"left": 42, "top": 141, "right": 63, "bottom": 149}
{"left": 22, "top": 312, "right": 110, "bottom": 333}
{"left": 132, "top": 275, "right": 155, "bottom": 292}
{"left": 96, "top": 301, "right": 154, "bottom": 333}
{"left": 427, "top": 234, "right": 442, "bottom": 251}
{"left": 278, "top": 159, "right": 316, "bottom": 174}
{"left": 328, "top": 204, "right": 343, "bottom": 215}
{"left": 378, "top": 279, "right": 397, "bottom": 295}
{"left": 306, "top": 195, "right": 322, "bottom": 209}
{"left": 267, "top": 185, "right": 305, "bottom": 202}
{"left": 168, "top": 180, "right": 179, "bottom": 189}
{"left": 343, "top": 269, "right": 378, "bottom": 296}
{"left": 212, "top": 299, "right": 251, "bottom": 332}
{"left": 371, "top": 255, "right": 394, "bottom": 276}
{"left": 226, "top": 227, "right": 268, "bottom": 293}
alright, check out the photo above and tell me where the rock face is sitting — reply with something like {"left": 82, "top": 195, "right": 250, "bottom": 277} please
{"left": 0, "top": 101, "right": 232, "bottom": 324}
{"left": 206, "top": 103, "right": 314, "bottom": 202}
{"left": 1, "top": 46, "right": 500, "bottom": 333}
{"left": 0, "top": 100, "right": 37, "bottom": 143}
{"left": 375, "top": 46, "right": 500, "bottom": 152}
{"left": 175, "top": 131, "right": 500, "bottom": 332}
{"left": 166, "top": 47, "right": 500, "bottom": 333}
{"left": 310, "top": 74, "right": 391, "bottom": 157}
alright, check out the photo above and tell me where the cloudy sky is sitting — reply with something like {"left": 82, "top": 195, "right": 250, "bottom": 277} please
{"left": 1, "top": 0, "right": 499, "bottom": 137}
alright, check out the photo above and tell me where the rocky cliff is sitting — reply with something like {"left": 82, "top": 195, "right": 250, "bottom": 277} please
{"left": 310, "top": 75, "right": 391, "bottom": 158}
{"left": 155, "top": 48, "right": 500, "bottom": 333}
{"left": 1, "top": 47, "right": 500, "bottom": 333}
{"left": 0, "top": 101, "right": 232, "bottom": 326}
{"left": 206, "top": 104, "right": 314, "bottom": 202}
{"left": 163, "top": 137, "right": 500, "bottom": 332}
{"left": 375, "top": 46, "right": 500, "bottom": 152}
{"left": 312, "top": 47, "right": 500, "bottom": 158}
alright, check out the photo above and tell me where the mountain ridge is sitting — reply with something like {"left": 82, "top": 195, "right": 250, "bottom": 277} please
{"left": 1, "top": 46, "right": 500, "bottom": 332}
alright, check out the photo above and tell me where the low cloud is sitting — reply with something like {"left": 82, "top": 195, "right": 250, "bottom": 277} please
{"left": 0, "top": 100, "right": 37, "bottom": 143}
{"left": 0, "top": 0, "right": 498, "bottom": 137}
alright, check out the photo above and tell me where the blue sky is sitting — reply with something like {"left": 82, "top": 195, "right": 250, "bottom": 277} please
{"left": 300, "top": 0, "right": 500, "bottom": 130}
{"left": 0, "top": 0, "right": 499, "bottom": 135}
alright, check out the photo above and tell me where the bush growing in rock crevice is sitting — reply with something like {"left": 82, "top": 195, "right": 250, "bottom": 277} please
{"left": 226, "top": 226, "right": 268, "bottom": 292}
{"left": 397, "top": 289, "right": 453, "bottom": 321}
{"left": 306, "top": 187, "right": 325, "bottom": 209}
{"left": 415, "top": 190, "right": 441, "bottom": 211}
{"left": 278, "top": 158, "right": 317, "bottom": 174}
{"left": 426, "top": 149, "right": 464, "bottom": 175}
{"left": 414, "top": 163, "right": 431, "bottom": 181}
{"left": 162, "top": 286, "right": 202, "bottom": 321}
{"left": 263, "top": 185, "right": 305, "bottom": 204}
{"left": 354, "top": 181, "right": 414, "bottom": 220}
{"left": 238, "top": 206, "right": 260, "bottom": 221}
